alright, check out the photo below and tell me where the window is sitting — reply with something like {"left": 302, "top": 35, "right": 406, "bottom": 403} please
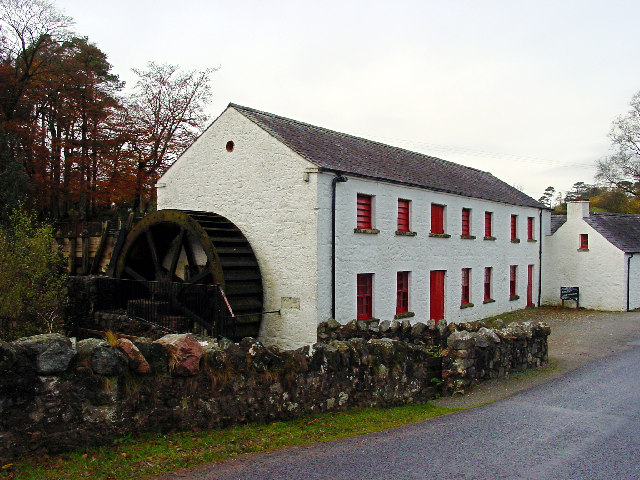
{"left": 484, "top": 212, "right": 493, "bottom": 238}
{"left": 461, "top": 268, "right": 471, "bottom": 305}
{"left": 484, "top": 267, "right": 492, "bottom": 302}
{"left": 431, "top": 204, "right": 445, "bottom": 234}
{"left": 396, "top": 271, "right": 409, "bottom": 314}
{"left": 511, "top": 215, "right": 518, "bottom": 241}
{"left": 510, "top": 265, "right": 517, "bottom": 298}
{"left": 580, "top": 234, "right": 589, "bottom": 249}
{"left": 397, "top": 199, "right": 410, "bottom": 232}
{"left": 357, "top": 273, "right": 373, "bottom": 320}
{"left": 462, "top": 208, "right": 471, "bottom": 236}
{"left": 527, "top": 217, "right": 534, "bottom": 240}
{"left": 357, "top": 194, "right": 372, "bottom": 229}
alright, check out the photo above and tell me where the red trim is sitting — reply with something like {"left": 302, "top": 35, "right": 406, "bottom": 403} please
{"left": 431, "top": 204, "right": 444, "bottom": 234}
{"left": 580, "top": 234, "right": 588, "bottom": 249}
{"left": 462, "top": 208, "right": 471, "bottom": 236}
{"left": 357, "top": 273, "right": 373, "bottom": 320}
{"left": 397, "top": 199, "right": 410, "bottom": 232}
{"left": 461, "top": 268, "right": 470, "bottom": 304}
{"left": 484, "top": 267, "right": 492, "bottom": 301}
{"left": 485, "top": 212, "right": 492, "bottom": 237}
{"left": 430, "top": 270, "right": 445, "bottom": 323}
{"left": 357, "top": 194, "right": 372, "bottom": 229}
{"left": 511, "top": 215, "right": 517, "bottom": 240}
{"left": 396, "top": 271, "right": 409, "bottom": 314}
{"left": 510, "top": 265, "right": 517, "bottom": 297}
{"left": 527, "top": 217, "right": 534, "bottom": 240}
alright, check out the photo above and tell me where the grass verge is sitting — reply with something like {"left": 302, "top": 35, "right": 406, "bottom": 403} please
{"left": 0, "top": 403, "right": 458, "bottom": 480}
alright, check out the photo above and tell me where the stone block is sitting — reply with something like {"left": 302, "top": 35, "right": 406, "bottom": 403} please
{"left": 155, "top": 333, "right": 203, "bottom": 376}
{"left": 13, "top": 333, "right": 76, "bottom": 375}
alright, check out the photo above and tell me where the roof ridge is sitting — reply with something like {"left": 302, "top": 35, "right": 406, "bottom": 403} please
{"left": 229, "top": 103, "right": 490, "bottom": 176}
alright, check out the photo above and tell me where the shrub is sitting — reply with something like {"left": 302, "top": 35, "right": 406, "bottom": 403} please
{"left": 0, "top": 206, "right": 67, "bottom": 340}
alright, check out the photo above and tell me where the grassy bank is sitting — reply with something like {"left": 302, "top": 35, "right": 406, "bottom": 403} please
{"left": 1, "top": 403, "right": 458, "bottom": 480}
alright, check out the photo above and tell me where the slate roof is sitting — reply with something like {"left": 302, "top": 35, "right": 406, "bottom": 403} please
{"left": 550, "top": 215, "right": 567, "bottom": 235}
{"left": 585, "top": 214, "right": 640, "bottom": 253}
{"left": 231, "top": 104, "right": 543, "bottom": 208}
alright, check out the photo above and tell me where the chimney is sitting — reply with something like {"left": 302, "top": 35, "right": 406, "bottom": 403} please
{"left": 567, "top": 200, "right": 589, "bottom": 220}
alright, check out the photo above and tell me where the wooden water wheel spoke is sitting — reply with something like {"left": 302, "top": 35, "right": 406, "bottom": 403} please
{"left": 188, "top": 267, "right": 212, "bottom": 285}
{"left": 182, "top": 234, "right": 198, "bottom": 279}
{"left": 168, "top": 228, "right": 185, "bottom": 278}
{"left": 145, "top": 230, "right": 162, "bottom": 278}
{"left": 124, "top": 266, "right": 146, "bottom": 282}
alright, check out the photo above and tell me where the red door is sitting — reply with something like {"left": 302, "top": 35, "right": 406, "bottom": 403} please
{"left": 527, "top": 264, "right": 534, "bottom": 307}
{"left": 430, "top": 270, "right": 445, "bottom": 324}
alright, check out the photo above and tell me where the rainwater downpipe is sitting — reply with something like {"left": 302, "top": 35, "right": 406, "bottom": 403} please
{"left": 627, "top": 252, "right": 635, "bottom": 312}
{"left": 537, "top": 208, "right": 543, "bottom": 307}
{"left": 331, "top": 173, "right": 348, "bottom": 319}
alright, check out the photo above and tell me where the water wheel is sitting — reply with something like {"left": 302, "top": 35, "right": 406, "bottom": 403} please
{"left": 112, "top": 209, "right": 263, "bottom": 338}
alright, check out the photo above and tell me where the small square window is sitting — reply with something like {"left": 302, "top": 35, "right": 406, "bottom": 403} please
{"left": 580, "top": 234, "right": 588, "bottom": 249}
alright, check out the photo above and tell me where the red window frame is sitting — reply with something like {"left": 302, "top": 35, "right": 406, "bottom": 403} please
{"left": 511, "top": 215, "right": 518, "bottom": 240}
{"left": 484, "top": 267, "right": 492, "bottom": 301}
{"left": 431, "top": 204, "right": 444, "bottom": 234}
{"left": 357, "top": 194, "right": 372, "bottom": 229}
{"left": 510, "top": 265, "right": 517, "bottom": 297}
{"left": 462, "top": 208, "right": 471, "bottom": 236}
{"left": 527, "top": 217, "right": 534, "bottom": 240}
{"left": 485, "top": 211, "right": 492, "bottom": 237}
{"left": 357, "top": 273, "right": 373, "bottom": 320}
{"left": 461, "top": 268, "right": 471, "bottom": 305}
{"left": 396, "top": 271, "right": 409, "bottom": 314}
{"left": 580, "top": 234, "right": 588, "bottom": 249}
{"left": 397, "top": 199, "right": 410, "bottom": 232}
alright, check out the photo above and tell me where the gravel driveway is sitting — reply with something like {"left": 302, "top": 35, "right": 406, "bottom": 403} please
{"left": 433, "top": 307, "right": 640, "bottom": 409}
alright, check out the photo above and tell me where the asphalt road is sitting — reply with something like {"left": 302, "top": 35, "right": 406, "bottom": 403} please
{"left": 157, "top": 340, "right": 640, "bottom": 480}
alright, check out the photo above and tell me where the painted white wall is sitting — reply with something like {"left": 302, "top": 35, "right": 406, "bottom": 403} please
{"left": 317, "top": 174, "right": 543, "bottom": 324}
{"left": 542, "top": 201, "right": 626, "bottom": 310}
{"left": 158, "top": 107, "right": 320, "bottom": 348}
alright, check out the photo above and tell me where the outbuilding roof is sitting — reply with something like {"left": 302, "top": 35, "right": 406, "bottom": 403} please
{"left": 585, "top": 213, "right": 640, "bottom": 253}
{"left": 231, "top": 104, "right": 543, "bottom": 208}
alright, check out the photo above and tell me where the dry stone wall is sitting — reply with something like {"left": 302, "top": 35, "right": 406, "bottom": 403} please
{"left": 0, "top": 332, "right": 440, "bottom": 461}
{"left": 0, "top": 317, "right": 549, "bottom": 461}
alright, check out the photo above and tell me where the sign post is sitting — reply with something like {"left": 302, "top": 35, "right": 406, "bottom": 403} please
{"left": 560, "top": 286, "right": 580, "bottom": 309}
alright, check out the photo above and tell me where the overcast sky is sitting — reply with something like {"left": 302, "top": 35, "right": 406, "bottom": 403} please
{"left": 56, "top": 0, "right": 640, "bottom": 200}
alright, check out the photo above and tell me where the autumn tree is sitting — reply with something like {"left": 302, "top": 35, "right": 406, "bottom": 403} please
{"left": 124, "top": 62, "right": 214, "bottom": 211}
{"left": 596, "top": 90, "right": 640, "bottom": 197}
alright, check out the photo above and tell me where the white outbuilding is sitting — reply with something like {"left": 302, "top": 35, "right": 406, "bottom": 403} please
{"left": 157, "top": 104, "right": 550, "bottom": 349}
{"left": 542, "top": 200, "right": 640, "bottom": 311}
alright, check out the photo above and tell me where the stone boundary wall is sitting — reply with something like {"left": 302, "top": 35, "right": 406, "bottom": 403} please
{"left": 317, "top": 318, "right": 550, "bottom": 395}
{"left": 0, "top": 317, "right": 549, "bottom": 461}
{"left": 0, "top": 333, "right": 440, "bottom": 461}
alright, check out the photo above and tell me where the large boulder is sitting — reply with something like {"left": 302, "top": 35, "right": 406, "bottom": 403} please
{"left": 12, "top": 333, "right": 75, "bottom": 375}
{"left": 154, "top": 333, "right": 203, "bottom": 376}
{"left": 77, "top": 338, "right": 128, "bottom": 376}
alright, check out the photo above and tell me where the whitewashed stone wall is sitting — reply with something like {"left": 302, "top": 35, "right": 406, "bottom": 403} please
{"left": 541, "top": 201, "right": 626, "bottom": 310}
{"left": 628, "top": 254, "right": 640, "bottom": 310}
{"left": 317, "top": 174, "right": 543, "bottom": 325}
{"left": 158, "top": 108, "right": 320, "bottom": 348}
